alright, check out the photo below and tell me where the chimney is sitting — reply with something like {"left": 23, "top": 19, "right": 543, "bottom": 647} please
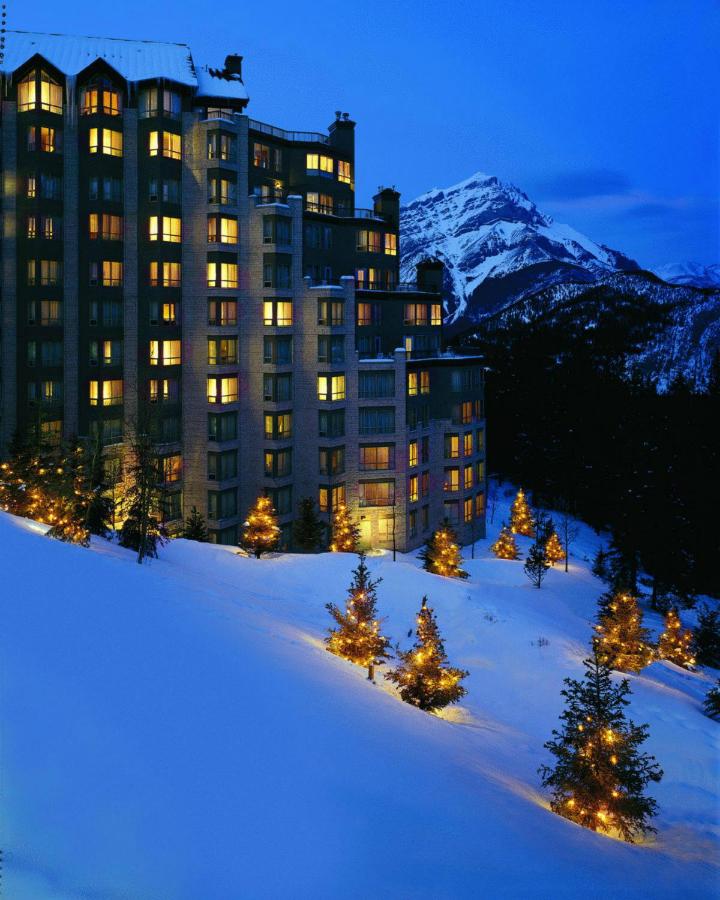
{"left": 224, "top": 54, "right": 243, "bottom": 78}
{"left": 373, "top": 187, "right": 401, "bottom": 230}
{"left": 416, "top": 258, "right": 444, "bottom": 294}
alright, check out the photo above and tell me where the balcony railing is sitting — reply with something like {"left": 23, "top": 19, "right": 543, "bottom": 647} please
{"left": 249, "top": 118, "right": 329, "bottom": 144}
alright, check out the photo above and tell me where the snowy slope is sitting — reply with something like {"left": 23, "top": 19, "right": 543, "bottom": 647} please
{"left": 653, "top": 262, "right": 720, "bottom": 289}
{"left": 1, "top": 498, "right": 719, "bottom": 899}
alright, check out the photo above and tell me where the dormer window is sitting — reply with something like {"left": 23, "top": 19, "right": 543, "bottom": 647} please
{"left": 140, "top": 88, "right": 182, "bottom": 119}
{"left": 81, "top": 77, "right": 121, "bottom": 116}
{"left": 18, "top": 70, "right": 63, "bottom": 114}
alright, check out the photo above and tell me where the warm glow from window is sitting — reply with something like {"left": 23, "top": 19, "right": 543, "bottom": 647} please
{"left": 18, "top": 72, "right": 37, "bottom": 112}
{"left": 102, "top": 261, "right": 123, "bottom": 286}
{"left": 208, "top": 376, "right": 239, "bottom": 404}
{"left": 338, "top": 160, "right": 352, "bottom": 184}
{"left": 409, "top": 475, "right": 419, "bottom": 503}
{"left": 407, "top": 372, "right": 418, "bottom": 396}
{"left": 409, "top": 440, "right": 418, "bottom": 467}
{"left": 431, "top": 303, "right": 442, "bottom": 326}
{"left": 90, "top": 128, "right": 122, "bottom": 156}
{"left": 384, "top": 233, "right": 397, "bottom": 256}
{"left": 318, "top": 374, "right": 345, "bottom": 401}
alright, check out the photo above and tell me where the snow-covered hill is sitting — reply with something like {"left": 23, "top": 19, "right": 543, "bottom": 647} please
{"left": 400, "top": 173, "right": 720, "bottom": 389}
{"left": 2, "top": 500, "right": 718, "bottom": 898}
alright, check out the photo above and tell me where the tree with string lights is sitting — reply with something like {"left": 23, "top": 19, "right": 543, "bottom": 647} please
{"left": 545, "top": 527, "right": 566, "bottom": 566}
{"left": 239, "top": 494, "right": 281, "bottom": 558}
{"left": 385, "top": 596, "right": 468, "bottom": 712}
{"left": 510, "top": 487, "right": 535, "bottom": 537}
{"left": 539, "top": 649, "right": 663, "bottom": 843}
{"left": 326, "top": 552, "right": 391, "bottom": 679}
{"left": 420, "top": 522, "right": 468, "bottom": 579}
{"left": 593, "top": 591, "right": 653, "bottom": 673}
{"left": 657, "top": 608, "right": 695, "bottom": 669}
{"left": 329, "top": 503, "right": 360, "bottom": 553}
{"left": 491, "top": 522, "right": 520, "bottom": 560}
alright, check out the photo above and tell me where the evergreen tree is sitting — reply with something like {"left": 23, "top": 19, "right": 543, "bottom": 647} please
{"left": 657, "top": 608, "right": 695, "bottom": 669}
{"left": 326, "top": 553, "right": 391, "bottom": 677}
{"left": 524, "top": 540, "right": 550, "bottom": 588}
{"left": 121, "top": 425, "right": 165, "bottom": 564}
{"left": 539, "top": 650, "right": 663, "bottom": 843}
{"left": 703, "top": 681, "right": 720, "bottom": 720}
{"left": 385, "top": 596, "right": 468, "bottom": 712}
{"left": 694, "top": 605, "right": 720, "bottom": 669}
{"left": 293, "top": 496, "right": 326, "bottom": 552}
{"left": 592, "top": 546, "right": 611, "bottom": 582}
{"left": 491, "top": 522, "right": 520, "bottom": 560}
{"left": 240, "top": 495, "right": 280, "bottom": 558}
{"left": 119, "top": 500, "right": 168, "bottom": 559}
{"left": 45, "top": 442, "right": 93, "bottom": 546}
{"left": 545, "top": 529, "right": 566, "bottom": 566}
{"left": 183, "top": 506, "right": 209, "bottom": 542}
{"left": 420, "top": 522, "right": 468, "bottom": 579}
{"left": 593, "top": 591, "right": 653, "bottom": 673}
{"left": 510, "top": 487, "right": 535, "bottom": 537}
{"left": 84, "top": 436, "right": 114, "bottom": 537}
{"left": 329, "top": 503, "right": 360, "bottom": 553}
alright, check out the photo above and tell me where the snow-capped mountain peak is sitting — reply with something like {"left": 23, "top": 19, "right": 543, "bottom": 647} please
{"left": 652, "top": 261, "right": 720, "bottom": 289}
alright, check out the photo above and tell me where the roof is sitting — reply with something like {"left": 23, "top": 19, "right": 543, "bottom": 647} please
{"left": 1, "top": 31, "right": 248, "bottom": 100}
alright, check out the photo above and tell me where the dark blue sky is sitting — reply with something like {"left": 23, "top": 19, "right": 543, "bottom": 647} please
{"left": 16, "top": 0, "right": 719, "bottom": 267}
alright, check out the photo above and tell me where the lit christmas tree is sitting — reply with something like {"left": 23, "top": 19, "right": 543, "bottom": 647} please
{"left": 510, "top": 488, "right": 535, "bottom": 537}
{"left": 183, "top": 506, "right": 209, "bottom": 542}
{"left": 704, "top": 681, "right": 720, "bottom": 721}
{"left": 657, "top": 608, "right": 695, "bottom": 669}
{"left": 420, "top": 522, "right": 468, "bottom": 579}
{"left": 594, "top": 591, "right": 653, "bottom": 673}
{"left": 491, "top": 522, "right": 520, "bottom": 560}
{"left": 539, "top": 650, "right": 663, "bottom": 843}
{"left": 239, "top": 495, "right": 281, "bottom": 558}
{"left": 326, "top": 553, "right": 391, "bottom": 678}
{"left": 545, "top": 529, "right": 566, "bottom": 566}
{"left": 329, "top": 503, "right": 360, "bottom": 553}
{"left": 385, "top": 596, "right": 468, "bottom": 712}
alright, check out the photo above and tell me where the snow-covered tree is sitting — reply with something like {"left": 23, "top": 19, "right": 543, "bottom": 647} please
{"left": 385, "top": 597, "right": 468, "bottom": 712}
{"left": 594, "top": 591, "right": 653, "bottom": 673}
{"left": 420, "top": 522, "right": 468, "bottom": 579}
{"left": 539, "top": 650, "right": 663, "bottom": 842}
{"left": 657, "top": 608, "right": 695, "bottom": 669}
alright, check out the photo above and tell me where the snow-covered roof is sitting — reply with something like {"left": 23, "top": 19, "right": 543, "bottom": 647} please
{"left": 1, "top": 31, "right": 248, "bottom": 101}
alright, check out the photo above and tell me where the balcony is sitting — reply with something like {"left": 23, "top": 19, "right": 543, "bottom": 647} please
{"left": 249, "top": 118, "right": 329, "bottom": 145}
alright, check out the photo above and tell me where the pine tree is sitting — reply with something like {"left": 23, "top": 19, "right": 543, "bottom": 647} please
{"left": 326, "top": 553, "right": 391, "bottom": 677}
{"left": 539, "top": 650, "right": 663, "bottom": 843}
{"left": 385, "top": 596, "right": 468, "bottom": 712}
{"left": 510, "top": 487, "right": 535, "bottom": 537}
{"left": 121, "top": 425, "right": 165, "bottom": 564}
{"left": 592, "top": 546, "right": 611, "bottom": 582}
{"left": 694, "top": 605, "right": 720, "bottom": 669}
{"left": 545, "top": 529, "right": 566, "bottom": 566}
{"left": 420, "top": 522, "right": 468, "bottom": 579}
{"left": 329, "top": 503, "right": 360, "bottom": 553}
{"left": 119, "top": 500, "right": 168, "bottom": 558}
{"left": 183, "top": 506, "right": 209, "bottom": 542}
{"left": 239, "top": 494, "right": 280, "bottom": 558}
{"left": 657, "top": 608, "right": 695, "bottom": 669}
{"left": 45, "top": 442, "right": 93, "bottom": 546}
{"left": 84, "top": 436, "right": 114, "bottom": 537}
{"left": 593, "top": 591, "right": 653, "bottom": 673}
{"left": 704, "top": 681, "right": 720, "bottom": 720}
{"left": 293, "top": 496, "right": 326, "bottom": 552}
{"left": 524, "top": 541, "right": 550, "bottom": 588}
{"left": 491, "top": 522, "right": 520, "bottom": 560}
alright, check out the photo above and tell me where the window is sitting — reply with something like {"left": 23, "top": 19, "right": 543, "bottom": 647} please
{"left": 319, "top": 484, "right": 346, "bottom": 513}
{"left": 409, "top": 509, "right": 418, "bottom": 538}
{"left": 207, "top": 132, "right": 235, "bottom": 161}
{"left": 338, "top": 160, "right": 352, "bottom": 184}
{"left": 28, "top": 126, "right": 60, "bottom": 153}
{"left": 263, "top": 336, "right": 293, "bottom": 365}
{"left": 40, "top": 420, "right": 64, "bottom": 444}
{"left": 264, "top": 412, "right": 292, "bottom": 440}
{"left": 306, "top": 153, "right": 333, "bottom": 175}
{"left": 419, "top": 371, "right": 430, "bottom": 394}
{"left": 359, "top": 481, "right": 395, "bottom": 508}
{"left": 27, "top": 260, "right": 62, "bottom": 287}
{"left": 88, "top": 379, "right": 122, "bottom": 407}
{"left": 149, "top": 301, "right": 178, "bottom": 325}
{"left": 359, "top": 445, "right": 395, "bottom": 471}
{"left": 149, "top": 339, "right": 181, "bottom": 366}
{"left": 355, "top": 268, "right": 380, "bottom": 289}
{"left": 318, "top": 300, "right": 344, "bottom": 326}
{"left": 444, "top": 501, "right": 460, "bottom": 523}
{"left": 404, "top": 303, "right": 428, "bottom": 326}
{"left": 18, "top": 72, "right": 37, "bottom": 112}
{"left": 29, "top": 299, "right": 61, "bottom": 326}
{"left": 253, "top": 142, "right": 270, "bottom": 168}
{"left": 409, "top": 440, "right": 418, "bottom": 468}
{"left": 444, "top": 468, "right": 460, "bottom": 492}
{"left": 359, "top": 407, "right": 394, "bottom": 435}
{"left": 149, "top": 261, "right": 181, "bottom": 288}
{"left": 263, "top": 260, "right": 291, "bottom": 289}
{"left": 208, "top": 216, "right": 238, "bottom": 244}
{"left": 148, "top": 178, "right": 180, "bottom": 203}
{"left": 209, "top": 411, "right": 238, "bottom": 441}
{"left": 89, "top": 339, "right": 122, "bottom": 366}
{"left": 356, "top": 230, "right": 382, "bottom": 253}
{"left": 359, "top": 371, "right": 395, "bottom": 399}
{"left": 475, "top": 493, "right": 485, "bottom": 518}
{"left": 208, "top": 450, "right": 237, "bottom": 482}
{"left": 317, "top": 335, "right": 345, "bottom": 364}
{"left": 464, "top": 497, "right": 473, "bottom": 524}
{"left": 207, "top": 262, "right": 238, "bottom": 288}
{"left": 149, "top": 131, "right": 181, "bottom": 159}
{"left": 148, "top": 215, "right": 181, "bottom": 243}
{"left": 209, "top": 176, "right": 237, "bottom": 205}
{"left": 207, "top": 376, "right": 239, "bottom": 404}
{"left": 306, "top": 191, "right": 333, "bottom": 214}
{"left": 408, "top": 372, "right": 418, "bottom": 397}
{"left": 431, "top": 303, "right": 442, "bottom": 326}
{"left": 445, "top": 434, "right": 460, "bottom": 459}
{"left": 208, "top": 337, "right": 238, "bottom": 365}
{"left": 264, "top": 217, "right": 292, "bottom": 246}
{"left": 89, "top": 176, "right": 122, "bottom": 202}
{"left": 18, "top": 70, "right": 62, "bottom": 113}
{"left": 208, "top": 488, "right": 238, "bottom": 520}
{"left": 464, "top": 465, "right": 474, "bottom": 490}
{"left": 208, "top": 299, "right": 237, "bottom": 326}
{"left": 318, "top": 374, "right": 346, "bottom": 401}
{"left": 421, "top": 436, "right": 430, "bottom": 464}
{"left": 409, "top": 475, "right": 419, "bottom": 503}
{"left": 319, "top": 446, "right": 345, "bottom": 477}
{"left": 140, "top": 88, "right": 180, "bottom": 119}
{"left": 90, "top": 261, "right": 122, "bottom": 287}
{"left": 149, "top": 378, "right": 179, "bottom": 404}
{"left": 28, "top": 380, "right": 63, "bottom": 404}
{"left": 89, "top": 128, "right": 122, "bottom": 156}
{"left": 263, "top": 373, "right": 293, "bottom": 402}
{"left": 319, "top": 409, "right": 345, "bottom": 438}
{"left": 89, "top": 213, "right": 122, "bottom": 241}
{"left": 461, "top": 401, "right": 473, "bottom": 425}
{"left": 263, "top": 299, "right": 293, "bottom": 327}
{"left": 476, "top": 428, "right": 485, "bottom": 452}
{"left": 384, "top": 233, "right": 398, "bottom": 256}
{"left": 463, "top": 433, "right": 473, "bottom": 457}
{"left": 81, "top": 79, "right": 121, "bottom": 115}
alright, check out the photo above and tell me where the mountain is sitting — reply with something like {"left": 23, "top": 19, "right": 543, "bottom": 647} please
{"left": 652, "top": 262, "right": 720, "bottom": 289}
{"left": 400, "top": 172, "right": 720, "bottom": 390}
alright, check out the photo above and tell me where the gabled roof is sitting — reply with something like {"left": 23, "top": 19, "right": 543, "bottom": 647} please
{"left": 1, "top": 30, "right": 247, "bottom": 100}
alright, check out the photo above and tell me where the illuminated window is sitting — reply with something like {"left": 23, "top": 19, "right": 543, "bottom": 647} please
{"left": 409, "top": 475, "right": 419, "bottom": 503}
{"left": 461, "top": 401, "right": 473, "bottom": 425}
{"left": 464, "top": 433, "right": 473, "bottom": 457}
{"left": 18, "top": 72, "right": 37, "bottom": 112}
{"left": 88, "top": 380, "right": 99, "bottom": 406}
{"left": 359, "top": 481, "right": 395, "bottom": 508}
{"left": 209, "top": 177, "right": 236, "bottom": 205}
{"left": 355, "top": 268, "right": 379, "bottom": 289}
{"left": 306, "top": 191, "right": 333, "bottom": 214}
{"left": 18, "top": 70, "right": 62, "bottom": 113}
{"left": 208, "top": 299, "right": 237, "bottom": 326}
{"left": 338, "top": 160, "right": 352, "bottom": 184}
{"left": 407, "top": 372, "right": 418, "bottom": 397}
{"left": 208, "top": 338, "right": 238, "bottom": 365}
{"left": 265, "top": 412, "right": 292, "bottom": 440}
{"left": 28, "top": 126, "right": 59, "bottom": 153}
{"left": 263, "top": 299, "right": 293, "bottom": 326}
{"left": 445, "top": 434, "right": 460, "bottom": 458}
{"left": 89, "top": 128, "right": 122, "bottom": 156}
{"left": 208, "top": 216, "right": 238, "bottom": 244}
{"left": 254, "top": 143, "right": 270, "bottom": 168}
{"left": 464, "top": 497, "right": 473, "bottom": 524}
{"left": 420, "top": 370, "right": 430, "bottom": 394}
{"left": 359, "top": 445, "right": 394, "bottom": 471}
{"left": 207, "top": 262, "right": 238, "bottom": 288}
{"left": 26, "top": 175, "right": 37, "bottom": 199}
{"left": 409, "top": 440, "right": 418, "bottom": 468}
{"left": 163, "top": 455, "right": 182, "bottom": 484}
{"left": 207, "top": 376, "right": 239, "bottom": 404}
{"left": 319, "top": 483, "right": 346, "bottom": 513}
{"left": 163, "top": 340, "right": 181, "bottom": 365}
{"left": 404, "top": 303, "right": 428, "bottom": 326}
{"left": 149, "top": 131, "right": 181, "bottom": 159}
{"left": 357, "top": 302, "right": 372, "bottom": 326}
{"left": 207, "top": 132, "right": 235, "bottom": 161}
{"left": 81, "top": 79, "right": 120, "bottom": 115}
{"left": 149, "top": 216, "right": 181, "bottom": 243}
{"left": 464, "top": 465, "right": 473, "bottom": 490}
{"left": 444, "top": 468, "right": 460, "bottom": 492}
{"left": 318, "top": 300, "right": 344, "bottom": 326}
{"left": 39, "top": 300, "right": 61, "bottom": 325}
{"left": 475, "top": 493, "right": 485, "bottom": 517}
{"left": 100, "top": 261, "right": 123, "bottom": 287}
{"left": 317, "top": 374, "right": 346, "bottom": 401}
{"left": 27, "top": 216, "right": 38, "bottom": 239}
{"left": 431, "top": 303, "right": 442, "bottom": 326}
{"left": 149, "top": 261, "right": 181, "bottom": 287}
{"left": 103, "top": 380, "right": 123, "bottom": 407}
{"left": 384, "top": 233, "right": 398, "bottom": 256}
{"left": 357, "top": 230, "right": 382, "bottom": 253}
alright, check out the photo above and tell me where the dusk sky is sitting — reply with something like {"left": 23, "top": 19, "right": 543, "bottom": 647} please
{"left": 16, "top": 0, "right": 719, "bottom": 268}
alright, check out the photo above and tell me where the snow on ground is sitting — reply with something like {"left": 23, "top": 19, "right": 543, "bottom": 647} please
{"left": 1, "top": 487, "right": 718, "bottom": 899}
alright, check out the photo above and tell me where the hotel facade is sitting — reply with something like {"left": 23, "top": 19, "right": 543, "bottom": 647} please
{"left": 0, "top": 31, "right": 486, "bottom": 550}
